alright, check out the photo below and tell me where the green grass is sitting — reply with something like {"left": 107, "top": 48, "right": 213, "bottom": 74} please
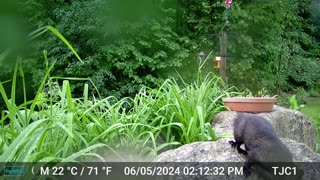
{"left": 301, "top": 97, "right": 320, "bottom": 152}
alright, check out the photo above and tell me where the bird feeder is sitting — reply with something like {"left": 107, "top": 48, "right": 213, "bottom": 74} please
{"left": 214, "top": 56, "right": 221, "bottom": 68}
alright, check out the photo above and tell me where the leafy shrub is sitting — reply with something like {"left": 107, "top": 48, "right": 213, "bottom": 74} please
{"left": 287, "top": 58, "right": 320, "bottom": 90}
{"left": 308, "top": 88, "right": 320, "bottom": 98}
{"left": 296, "top": 87, "right": 309, "bottom": 105}
{"left": 289, "top": 95, "right": 304, "bottom": 110}
{"left": 276, "top": 92, "right": 291, "bottom": 107}
{"left": 26, "top": 0, "right": 191, "bottom": 99}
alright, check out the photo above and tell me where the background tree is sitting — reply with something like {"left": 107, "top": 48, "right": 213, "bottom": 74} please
{"left": 1, "top": 0, "right": 319, "bottom": 106}
{"left": 224, "top": 0, "right": 319, "bottom": 94}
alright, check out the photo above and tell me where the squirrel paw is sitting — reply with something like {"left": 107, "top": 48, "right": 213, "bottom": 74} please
{"left": 228, "top": 140, "right": 237, "bottom": 148}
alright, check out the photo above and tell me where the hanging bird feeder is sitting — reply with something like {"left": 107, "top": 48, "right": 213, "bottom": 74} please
{"left": 214, "top": 56, "right": 221, "bottom": 68}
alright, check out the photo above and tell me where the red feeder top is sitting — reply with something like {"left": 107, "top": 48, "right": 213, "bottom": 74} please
{"left": 225, "top": 0, "right": 233, "bottom": 8}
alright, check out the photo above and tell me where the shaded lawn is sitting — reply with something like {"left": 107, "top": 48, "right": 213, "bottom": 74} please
{"left": 301, "top": 97, "right": 320, "bottom": 152}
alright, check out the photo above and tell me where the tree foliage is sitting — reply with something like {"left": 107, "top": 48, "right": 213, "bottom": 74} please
{"left": 22, "top": 0, "right": 191, "bottom": 98}
{"left": 1, "top": 0, "right": 320, "bottom": 100}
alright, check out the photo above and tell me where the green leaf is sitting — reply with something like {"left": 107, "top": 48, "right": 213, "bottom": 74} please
{"left": 61, "top": 143, "right": 108, "bottom": 162}
{"left": 0, "top": 119, "right": 48, "bottom": 162}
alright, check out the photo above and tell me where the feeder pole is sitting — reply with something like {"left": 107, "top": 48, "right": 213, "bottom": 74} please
{"left": 219, "top": 0, "right": 232, "bottom": 84}
{"left": 219, "top": 30, "right": 227, "bottom": 84}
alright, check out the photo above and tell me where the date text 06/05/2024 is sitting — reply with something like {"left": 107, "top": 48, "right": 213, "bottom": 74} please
{"left": 123, "top": 166, "right": 243, "bottom": 176}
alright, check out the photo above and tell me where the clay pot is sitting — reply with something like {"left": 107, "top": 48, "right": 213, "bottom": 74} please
{"left": 222, "top": 97, "right": 277, "bottom": 112}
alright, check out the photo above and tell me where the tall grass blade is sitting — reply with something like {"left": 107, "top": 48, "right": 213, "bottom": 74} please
{"left": 61, "top": 143, "right": 108, "bottom": 162}
{"left": 46, "top": 26, "right": 83, "bottom": 63}
{"left": 28, "top": 27, "right": 49, "bottom": 40}
{"left": 28, "top": 26, "right": 83, "bottom": 63}
{"left": 83, "top": 83, "right": 88, "bottom": 109}
{"left": 197, "top": 106, "right": 205, "bottom": 141}
{"left": 10, "top": 62, "right": 18, "bottom": 113}
{"left": 0, "top": 49, "right": 11, "bottom": 64}
{"left": 0, "top": 119, "right": 48, "bottom": 162}
{"left": 15, "top": 130, "right": 44, "bottom": 162}
{"left": 50, "top": 76, "right": 101, "bottom": 99}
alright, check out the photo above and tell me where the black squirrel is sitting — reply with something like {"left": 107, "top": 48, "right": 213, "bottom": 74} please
{"left": 229, "top": 113, "right": 303, "bottom": 180}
